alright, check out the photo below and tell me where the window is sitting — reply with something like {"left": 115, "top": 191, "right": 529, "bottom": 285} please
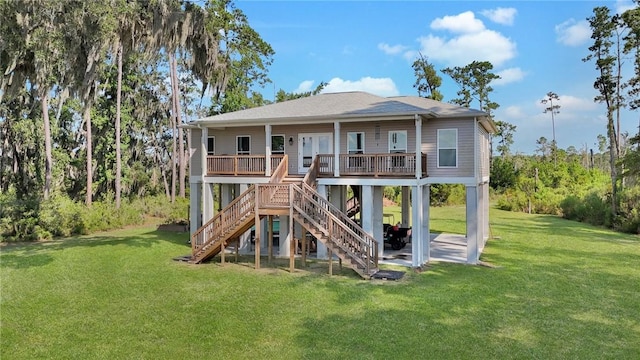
{"left": 437, "top": 129, "right": 457, "bottom": 167}
{"left": 236, "top": 135, "right": 250, "bottom": 155}
{"left": 347, "top": 132, "right": 364, "bottom": 154}
{"left": 347, "top": 132, "right": 365, "bottom": 168}
{"left": 272, "top": 135, "right": 285, "bottom": 155}
{"left": 207, "top": 136, "right": 215, "bottom": 156}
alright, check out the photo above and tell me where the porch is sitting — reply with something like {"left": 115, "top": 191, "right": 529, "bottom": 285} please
{"left": 206, "top": 153, "right": 427, "bottom": 177}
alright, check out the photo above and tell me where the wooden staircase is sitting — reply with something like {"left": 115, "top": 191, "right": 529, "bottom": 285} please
{"left": 189, "top": 155, "right": 379, "bottom": 279}
{"left": 292, "top": 182, "right": 378, "bottom": 278}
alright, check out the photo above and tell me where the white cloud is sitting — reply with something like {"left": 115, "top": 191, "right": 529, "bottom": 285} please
{"left": 321, "top": 77, "right": 399, "bottom": 97}
{"left": 616, "top": 0, "right": 636, "bottom": 14}
{"left": 415, "top": 29, "right": 516, "bottom": 67}
{"left": 481, "top": 7, "right": 517, "bottom": 26}
{"left": 494, "top": 67, "right": 526, "bottom": 86}
{"left": 378, "top": 42, "right": 408, "bottom": 55}
{"left": 294, "top": 80, "right": 315, "bottom": 93}
{"left": 555, "top": 19, "right": 591, "bottom": 47}
{"left": 537, "top": 94, "right": 597, "bottom": 112}
{"left": 395, "top": 11, "right": 519, "bottom": 67}
{"left": 430, "top": 11, "right": 485, "bottom": 34}
{"left": 500, "top": 105, "right": 525, "bottom": 119}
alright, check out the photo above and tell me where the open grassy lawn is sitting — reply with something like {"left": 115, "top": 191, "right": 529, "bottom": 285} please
{"left": 2, "top": 208, "right": 639, "bottom": 359}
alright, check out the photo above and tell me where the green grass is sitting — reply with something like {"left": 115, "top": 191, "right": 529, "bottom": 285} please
{"left": 2, "top": 208, "right": 639, "bottom": 359}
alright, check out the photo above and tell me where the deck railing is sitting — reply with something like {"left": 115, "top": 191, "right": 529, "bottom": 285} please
{"left": 207, "top": 154, "right": 285, "bottom": 175}
{"left": 317, "top": 153, "right": 427, "bottom": 177}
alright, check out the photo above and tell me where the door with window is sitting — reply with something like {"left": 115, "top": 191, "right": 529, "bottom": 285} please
{"left": 388, "top": 130, "right": 407, "bottom": 167}
{"left": 298, "top": 133, "right": 332, "bottom": 173}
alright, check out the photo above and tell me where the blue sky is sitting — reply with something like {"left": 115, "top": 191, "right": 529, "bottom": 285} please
{"left": 235, "top": 0, "right": 639, "bottom": 154}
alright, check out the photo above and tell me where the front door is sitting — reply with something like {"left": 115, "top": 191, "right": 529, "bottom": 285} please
{"left": 298, "top": 133, "right": 332, "bottom": 173}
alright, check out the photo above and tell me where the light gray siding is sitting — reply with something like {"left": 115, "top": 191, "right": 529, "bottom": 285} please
{"left": 478, "top": 125, "right": 490, "bottom": 179}
{"left": 190, "top": 128, "right": 202, "bottom": 177}
{"left": 341, "top": 120, "right": 416, "bottom": 153}
{"left": 421, "top": 118, "right": 475, "bottom": 178}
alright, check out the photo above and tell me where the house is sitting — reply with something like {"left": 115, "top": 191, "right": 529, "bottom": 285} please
{"left": 185, "top": 91, "right": 495, "bottom": 278}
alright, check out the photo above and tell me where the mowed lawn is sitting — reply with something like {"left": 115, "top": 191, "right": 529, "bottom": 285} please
{"left": 1, "top": 207, "right": 639, "bottom": 359}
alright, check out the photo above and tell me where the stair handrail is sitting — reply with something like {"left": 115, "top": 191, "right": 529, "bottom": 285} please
{"left": 292, "top": 183, "right": 378, "bottom": 274}
{"left": 191, "top": 184, "right": 256, "bottom": 255}
{"left": 269, "top": 154, "right": 288, "bottom": 183}
{"left": 302, "top": 155, "right": 319, "bottom": 188}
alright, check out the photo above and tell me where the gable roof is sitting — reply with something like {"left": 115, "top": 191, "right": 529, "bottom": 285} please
{"left": 190, "top": 91, "right": 495, "bottom": 132}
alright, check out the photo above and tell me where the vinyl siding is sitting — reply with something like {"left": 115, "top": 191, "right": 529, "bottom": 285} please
{"left": 477, "top": 125, "right": 490, "bottom": 179}
{"left": 341, "top": 120, "right": 416, "bottom": 153}
{"left": 421, "top": 118, "right": 475, "bottom": 177}
{"left": 190, "top": 128, "right": 202, "bottom": 177}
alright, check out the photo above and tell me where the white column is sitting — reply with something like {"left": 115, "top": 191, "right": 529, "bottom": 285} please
{"left": 190, "top": 182, "right": 202, "bottom": 234}
{"left": 315, "top": 184, "right": 328, "bottom": 259}
{"left": 415, "top": 114, "right": 422, "bottom": 179}
{"left": 401, "top": 186, "right": 410, "bottom": 227}
{"left": 203, "top": 183, "right": 214, "bottom": 224}
{"left": 422, "top": 185, "right": 430, "bottom": 262}
{"left": 373, "top": 186, "right": 384, "bottom": 257}
{"left": 361, "top": 185, "right": 374, "bottom": 236}
{"left": 200, "top": 127, "right": 208, "bottom": 176}
{"left": 279, "top": 215, "right": 290, "bottom": 257}
{"left": 411, "top": 185, "right": 423, "bottom": 267}
{"left": 466, "top": 186, "right": 479, "bottom": 264}
{"left": 334, "top": 121, "right": 340, "bottom": 177}
{"left": 265, "top": 124, "right": 272, "bottom": 177}
{"left": 221, "top": 184, "right": 233, "bottom": 207}
{"left": 483, "top": 182, "right": 490, "bottom": 244}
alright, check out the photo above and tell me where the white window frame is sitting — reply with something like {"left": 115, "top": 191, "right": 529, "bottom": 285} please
{"left": 388, "top": 130, "right": 407, "bottom": 153}
{"left": 437, "top": 128, "right": 458, "bottom": 168}
{"left": 236, "top": 135, "right": 251, "bottom": 155}
{"left": 271, "top": 134, "right": 285, "bottom": 155}
{"left": 347, "top": 132, "right": 365, "bottom": 154}
{"left": 207, "top": 136, "right": 215, "bottom": 156}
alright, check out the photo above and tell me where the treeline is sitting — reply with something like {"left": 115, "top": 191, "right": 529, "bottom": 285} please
{"left": 491, "top": 143, "right": 640, "bottom": 234}
{"left": 0, "top": 0, "right": 274, "bottom": 241}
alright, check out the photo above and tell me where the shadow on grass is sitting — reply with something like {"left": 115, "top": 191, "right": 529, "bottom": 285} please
{"left": 0, "top": 227, "right": 190, "bottom": 270}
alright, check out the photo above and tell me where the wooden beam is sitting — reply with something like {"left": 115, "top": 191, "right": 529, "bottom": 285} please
{"left": 268, "top": 215, "right": 273, "bottom": 264}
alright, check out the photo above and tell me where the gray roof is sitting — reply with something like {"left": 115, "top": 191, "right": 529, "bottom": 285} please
{"left": 192, "top": 91, "right": 491, "bottom": 129}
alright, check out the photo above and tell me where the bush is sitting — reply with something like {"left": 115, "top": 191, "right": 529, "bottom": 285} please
{"left": 1, "top": 192, "right": 188, "bottom": 242}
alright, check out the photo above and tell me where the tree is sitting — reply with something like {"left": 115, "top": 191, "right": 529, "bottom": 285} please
{"left": 583, "top": 6, "right": 621, "bottom": 214}
{"left": 275, "top": 82, "right": 326, "bottom": 103}
{"left": 541, "top": 91, "right": 561, "bottom": 166}
{"left": 494, "top": 120, "right": 517, "bottom": 157}
{"left": 412, "top": 52, "right": 443, "bottom": 101}
{"left": 442, "top": 60, "right": 500, "bottom": 114}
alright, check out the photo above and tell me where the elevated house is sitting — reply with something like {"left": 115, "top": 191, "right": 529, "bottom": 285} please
{"left": 185, "top": 91, "right": 495, "bottom": 278}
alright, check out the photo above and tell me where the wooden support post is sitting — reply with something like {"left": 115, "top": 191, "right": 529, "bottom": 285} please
{"left": 301, "top": 230, "right": 307, "bottom": 267}
{"left": 221, "top": 241, "right": 225, "bottom": 265}
{"left": 289, "top": 190, "right": 295, "bottom": 273}
{"left": 254, "top": 193, "right": 261, "bottom": 269}
{"left": 339, "top": 257, "right": 342, "bottom": 271}
{"left": 268, "top": 215, "right": 273, "bottom": 264}
{"left": 328, "top": 247, "right": 333, "bottom": 276}
{"left": 235, "top": 239, "right": 239, "bottom": 262}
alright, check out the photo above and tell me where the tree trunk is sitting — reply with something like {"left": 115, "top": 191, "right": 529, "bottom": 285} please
{"left": 170, "top": 55, "right": 185, "bottom": 198}
{"left": 169, "top": 53, "right": 178, "bottom": 204}
{"left": 84, "top": 103, "right": 93, "bottom": 207}
{"left": 115, "top": 44, "right": 123, "bottom": 209}
{"left": 607, "top": 109, "right": 618, "bottom": 215}
{"left": 42, "top": 92, "right": 53, "bottom": 200}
